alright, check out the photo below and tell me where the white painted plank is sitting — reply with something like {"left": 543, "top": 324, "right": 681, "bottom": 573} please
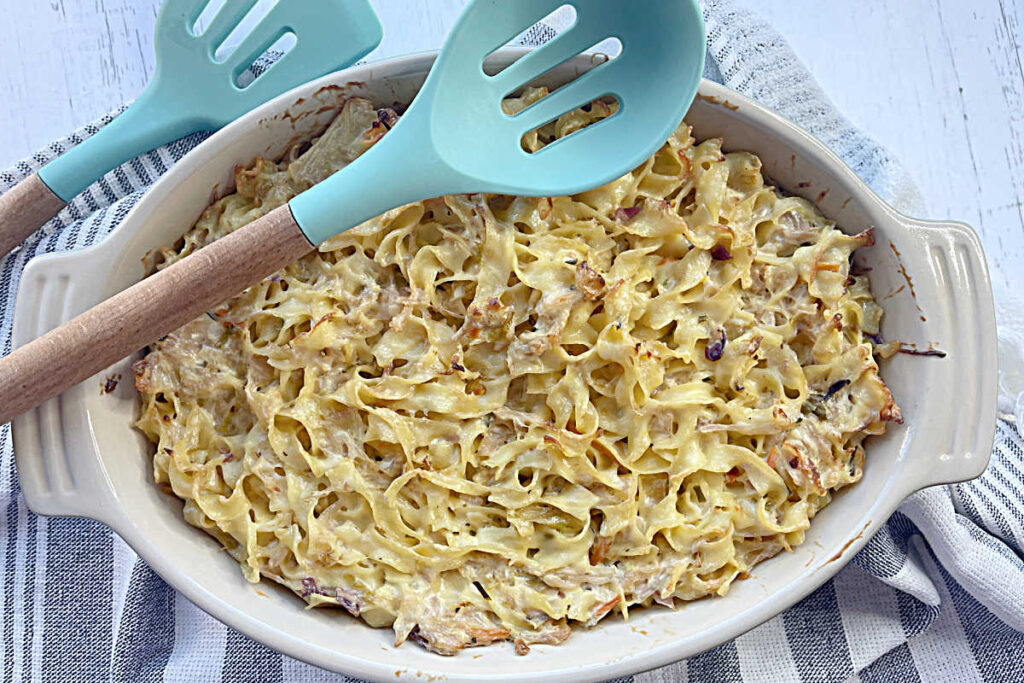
{"left": 0, "top": 0, "right": 158, "bottom": 165}
{"left": 748, "top": 0, "right": 1024, "bottom": 303}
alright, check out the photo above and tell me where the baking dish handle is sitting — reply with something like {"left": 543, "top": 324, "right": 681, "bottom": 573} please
{"left": 9, "top": 212, "right": 1000, "bottom": 513}
{"left": 11, "top": 248, "right": 122, "bottom": 524}
{"left": 889, "top": 213, "right": 998, "bottom": 496}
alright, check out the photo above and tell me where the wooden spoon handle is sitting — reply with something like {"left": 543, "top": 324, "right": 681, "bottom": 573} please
{"left": 0, "top": 173, "right": 68, "bottom": 257}
{"left": 0, "top": 203, "right": 314, "bottom": 425}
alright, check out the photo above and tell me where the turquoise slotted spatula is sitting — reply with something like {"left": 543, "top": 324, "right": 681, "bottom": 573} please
{"left": 0, "top": 0, "right": 706, "bottom": 424}
{"left": 0, "top": 0, "right": 382, "bottom": 257}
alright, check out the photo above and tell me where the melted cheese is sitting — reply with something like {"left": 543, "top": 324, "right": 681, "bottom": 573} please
{"left": 133, "top": 90, "right": 901, "bottom": 656}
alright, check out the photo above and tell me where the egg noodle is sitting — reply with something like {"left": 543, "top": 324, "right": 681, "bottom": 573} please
{"left": 133, "top": 89, "right": 901, "bottom": 655}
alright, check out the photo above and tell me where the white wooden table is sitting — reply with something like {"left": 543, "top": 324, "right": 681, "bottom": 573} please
{"left": 1, "top": 0, "right": 1022, "bottom": 308}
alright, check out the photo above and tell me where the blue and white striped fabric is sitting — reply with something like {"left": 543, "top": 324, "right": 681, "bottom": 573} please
{"left": 2, "top": 1, "right": 1024, "bottom": 681}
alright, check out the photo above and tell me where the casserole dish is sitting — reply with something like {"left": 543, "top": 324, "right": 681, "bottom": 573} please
{"left": 11, "top": 49, "right": 997, "bottom": 682}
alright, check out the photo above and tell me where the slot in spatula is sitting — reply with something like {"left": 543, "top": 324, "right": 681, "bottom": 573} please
{"left": 0, "top": 0, "right": 382, "bottom": 257}
{"left": 0, "top": 0, "right": 705, "bottom": 424}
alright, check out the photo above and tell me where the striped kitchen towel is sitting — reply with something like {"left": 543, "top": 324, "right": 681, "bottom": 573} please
{"left": 2, "top": 1, "right": 1023, "bottom": 681}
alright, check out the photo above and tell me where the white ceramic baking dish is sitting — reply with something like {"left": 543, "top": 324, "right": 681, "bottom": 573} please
{"left": 11, "top": 49, "right": 997, "bottom": 682}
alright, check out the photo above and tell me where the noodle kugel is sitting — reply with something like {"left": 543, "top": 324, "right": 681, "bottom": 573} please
{"left": 133, "top": 90, "right": 901, "bottom": 656}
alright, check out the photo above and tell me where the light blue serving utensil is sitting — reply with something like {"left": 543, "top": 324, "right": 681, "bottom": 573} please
{"left": 0, "top": 0, "right": 706, "bottom": 424}
{"left": 0, "top": 0, "right": 382, "bottom": 257}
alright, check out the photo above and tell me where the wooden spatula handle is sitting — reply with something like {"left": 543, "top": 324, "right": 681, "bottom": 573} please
{"left": 0, "top": 203, "right": 314, "bottom": 425}
{"left": 0, "top": 173, "right": 68, "bottom": 257}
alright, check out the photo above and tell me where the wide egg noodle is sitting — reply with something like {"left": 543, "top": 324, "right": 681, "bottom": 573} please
{"left": 133, "top": 89, "right": 901, "bottom": 656}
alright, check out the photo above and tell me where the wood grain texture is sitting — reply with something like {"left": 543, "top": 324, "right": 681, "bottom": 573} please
{"left": 0, "top": 173, "right": 66, "bottom": 257}
{"left": 0, "top": 0, "right": 1020, "bottom": 304}
{"left": 0, "top": 204, "right": 313, "bottom": 425}
{"left": 749, "top": 0, "right": 1024, "bottom": 305}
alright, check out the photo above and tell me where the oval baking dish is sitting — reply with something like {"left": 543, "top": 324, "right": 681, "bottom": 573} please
{"left": 11, "top": 49, "right": 997, "bottom": 682}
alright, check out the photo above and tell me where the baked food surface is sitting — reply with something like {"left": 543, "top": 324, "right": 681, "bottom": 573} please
{"left": 134, "top": 90, "right": 901, "bottom": 655}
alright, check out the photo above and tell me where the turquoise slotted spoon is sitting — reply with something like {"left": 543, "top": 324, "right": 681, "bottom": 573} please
{"left": 0, "top": 0, "right": 383, "bottom": 257}
{"left": 0, "top": 0, "right": 706, "bottom": 424}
